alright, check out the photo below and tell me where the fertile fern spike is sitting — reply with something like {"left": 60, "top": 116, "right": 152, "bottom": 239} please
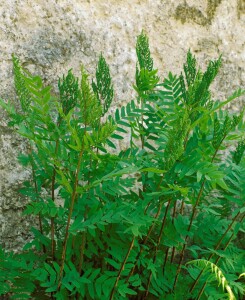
{"left": 232, "top": 107, "right": 244, "bottom": 127}
{"left": 12, "top": 55, "right": 32, "bottom": 111}
{"left": 212, "top": 115, "right": 222, "bottom": 149}
{"left": 184, "top": 50, "right": 197, "bottom": 87}
{"left": 58, "top": 69, "right": 79, "bottom": 116}
{"left": 136, "top": 30, "right": 153, "bottom": 71}
{"left": 164, "top": 111, "right": 190, "bottom": 170}
{"left": 194, "top": 56, "right": 222, "bottom": 105}
{"left": 80, "top": 66, "right": 102, "bottom": 127}
{"left": 92, "top": 54, "right": 114, "bottom": 116}
{"left": 222, "top": 115, "right": 233, "bottom": 135}
{"left": 179, "top": 73, "right": 188, "bottom": 104}
{"left": 203, "top": 56, "right": 222, "bottom": 87}
{"left": 233, "top": 140, "right": 245, "bottom": 165}
{"left": 213, "top": 111, "right": 243, "bottom": 150}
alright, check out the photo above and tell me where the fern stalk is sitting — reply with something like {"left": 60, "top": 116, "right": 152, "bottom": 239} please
{"left": 28, "top": 147, "right": 47, "bottom": 255}
{"left": 170, "top": 200, "right": 178, "bottom": 263}
{"left": 126, "top": 202, "right": 163, "bottom": 282}
{"left": 109, "top": 236, "right": 135, "bottom": 300}
{"left": 197, "top": 213, "right": 244, "bottom": 300}
{"left": 50, "top": 139, "right": 60, "bottom": 261}
{"left": 190, "top": 211, "right": 242, "bottom": 293}
{"left": 126, "top": 176, "right": 165, "bottom": 284}
{"left": 173, "top": 137, "right": 226, "bottom": 291}
{"left": 144, "top": 199, "right": 172, "bottom": 299}
{"left": 162, "top": 199, "right": 177, "bottom": 274}
{"left": 57, "top": 147, "right": 85, "bottom": 290}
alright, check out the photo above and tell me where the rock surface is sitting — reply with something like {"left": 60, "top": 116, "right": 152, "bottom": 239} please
{"left": 0, "top": 0, "right": 244, "bottom": 251}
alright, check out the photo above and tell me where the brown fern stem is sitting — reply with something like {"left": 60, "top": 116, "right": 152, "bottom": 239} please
{"left": 126, "top": 202, "right": 163, "bottom": 282}
{"left": 170, "top": 200, "right": 178, "bottom": 263}
{"left": 110, "top": 236, "right": 135, "bottom": 300}
{"left": 57, "top": 147, "right": 84, "bottom": 290}
{"left": 51, "top": 140, "right": 60, "bottom": 261}
{"left": 172, "top": 140, "right": 224, "bottom": 291}
{"left": 144, "top": 199, "right": 172, "bottom": 299}
{"left": 29, "top": 148, "right": 47, "bottom": 255}
{"left": 192, "top": 212, "right": 244, "bottom": 299}
{"left": 163, "top": 247, "right": 170, "bottom": 275}
{"left": 172, "top": 180, "right": 206, "bottom": 290}
{"left": 196, "top": 227, "right": 236, "bottom": 300}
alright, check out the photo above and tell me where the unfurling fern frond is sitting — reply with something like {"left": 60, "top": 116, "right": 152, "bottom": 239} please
{"left": 187, "top": 259, "right": 236, "bottom": 300}
{"left": 58, "top": 69, "right": 79, "bottom": 116}
{"left": 80, "top": 66, "right": 102, "bottom": 127}
{"left": 92, "top": 54, "right": 114, "bottom": 116}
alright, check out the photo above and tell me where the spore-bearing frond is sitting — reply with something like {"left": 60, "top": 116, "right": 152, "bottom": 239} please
{"left": 233, "top": 140, "right": 245, "bottom": 165}
{"left": 184, "top": 50, "right": 197, "bottom": 87}
{"left": 136, "top": 30, "right": 153, "bottom": 72}
{"left": 80, "top": 67, "right": 102, "bottom": 127}
{"left": 58, "top": 70, "right": 79, "bottom": 116}
{"left": 12, "top": 55, "right": 32, "bottom": 112}
{"left": 92, "top": 54, "right": 114, "bottom": 116}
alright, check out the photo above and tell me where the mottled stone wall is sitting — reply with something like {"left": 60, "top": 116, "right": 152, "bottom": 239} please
{"left": 0, "top": 0, "right": 244, "bottom": 250}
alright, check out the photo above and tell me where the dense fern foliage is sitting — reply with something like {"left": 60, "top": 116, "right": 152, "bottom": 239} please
{"left": 0, "top": 31, "right": 244, "bottom": 300}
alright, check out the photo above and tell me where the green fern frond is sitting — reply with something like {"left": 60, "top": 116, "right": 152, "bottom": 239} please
{"left": 90, "top": 120, "right": 117, "bottom": 147}
{"left": 12, "top": 55, "right": 54, "bottom": 120}
{"left": 134, "top": 68, "right": 159, "bottom": 95}
{"left": 158, "top": 72, "right": 182, "bottom": 103}
{"left": 92, "top": 54, "right": 114, "bottom": 116}
{"left": 187, "top": 259, "right": 236, "bottom": 300}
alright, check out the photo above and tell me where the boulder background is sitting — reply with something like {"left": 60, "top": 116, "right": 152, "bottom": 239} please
{"left": 0, "top": 0, "right": 244, "bottom": 251}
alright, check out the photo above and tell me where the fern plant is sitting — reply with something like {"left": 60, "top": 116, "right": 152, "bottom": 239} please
{"left": 0, "top": 32, "right": 244, "bottom": 300}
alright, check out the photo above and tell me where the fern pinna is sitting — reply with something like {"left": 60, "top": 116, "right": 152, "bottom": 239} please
{"left": 0, "top": 32, "right": 244, "bottom": 300}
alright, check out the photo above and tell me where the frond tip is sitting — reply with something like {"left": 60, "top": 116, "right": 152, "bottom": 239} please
{"left": 136, "top": 30, "right": 153, "bottom": 71}
{"left": 187, "top": 259, "right": 236, "bottom": 300}
{"left": 92, "top": 54, "right": 114, "bottom": 116}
